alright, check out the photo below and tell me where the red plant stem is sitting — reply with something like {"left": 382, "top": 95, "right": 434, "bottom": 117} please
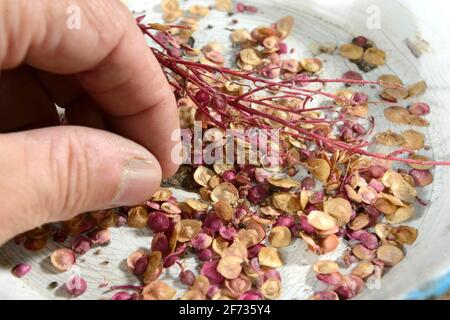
{"left": 139, "top": 21, "right": 450, "bottom": 167}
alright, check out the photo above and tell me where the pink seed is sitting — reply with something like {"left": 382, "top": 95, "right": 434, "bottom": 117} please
{"left": 263, "top": 269, "right": 281, "bottom": 281}
{"left": 409, "top": 169, "right": 433, "bottom": 187}
{"left": 360, "top": 232, "right": 379, "bottom": 250}
{"left": 301, "top": 176, "right": 315, "bottom": 190}
{"left": 180, "top": 270, "right": 195, "bottom": 286}
{"left": 368, "top": 165, "right": 387, "bottom": 179}
{"left": 148, "top": 212, "right": 170, "bottom": 232}
{"left": 11, "top": 263, "right": 31, "bottom": 278}
{"left": 313, "top": 291, "right": 339, "bottom": 300}
{"left": 317, "top": 272, "right": 342, "bottom": 286}
{"left": 192, "top": 232, "right": 212, "bottom": 250}
{"left": 408, "top": 102, "right": 430, "bottom": 116}
{"left": 71, "top": 236, "right": 91, "bottom": 255}
{"left": 245, "top": 5, "right": 258, "bottom": 13}
{"left": 341, "top": 126, "right": 353, "bottom": 141}
{"left": 353, "top": 92, "right": 369, "bottom": 105}
{"left": 247, "top": 184, "right": 269, "bottom": 204}
{"left": 247, "top": 243, "right": 265, "bottom": 259}
{"left": 65, "top": 275, "right": 87, "bottom": 297}
{"left": 239, "top": 290, "right": 262, "bottom": 300}
{"left": 352, "top": 123, "right": 366, "bottom": 136}
{"left": 146, "top": 201, "right": 160, "bottom": 211}
{"left": 278, "top": 42, "right": 288, "bottom": 55}
{"left": 299, "top": 215, "right": 315, "bottom": 235}
{"left": 236, "top": 2, "right": 245, "bottom": 12}
{"left": 342, "top": 71, "right": 363, "bottom": 82}
{"left": 112, "top": 291, "right": 134, "bottom": 300}
{"left": 151, "top": 233, "right": 169, "bottom": 255}
{"left": 369, "top": 179, "right": 385, "bottom": 193}
{"left": 222, "top": 170, "right": 237, "bottom": 183}
{"left": 197, "top": 248, "right": 213, "bottom": 261}
{"left": 195, "top": 89, "right": 210, "bottom": 105}
{"left": 254, "top": 168, "right": 271, "bottom": 183}
{"left": 274, "top": 215, "right": 295, "bottom": 228}
{"left": 116, "top": 214, "right": 127, "bottom": 227}
{"left": 133, "top": 256, "right": 148, "bottom": 276}
{"left": 219, "top": 226, "right": 237, "bottom": 241}
{"left": 352, "top": 36, "right": 368, "bottom": 48}
{"left": 202, "top": 215, "right": 223, "bottom": 233}
{"left": 53, "top": 229, "right": 68, "bottom": 243}
{"left": 309, "top": 191, "right": 324, "bottom": 204}
{"left": 201, "top": 260, "right": 225, "bottom": 285}
{"left": 211, "top": 94, "right": 228, "bottom": 110}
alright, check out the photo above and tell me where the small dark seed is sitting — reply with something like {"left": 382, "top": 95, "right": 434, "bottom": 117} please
{"left": 94, "top": 249, "right": 101, "bottom": 256}
{"left": 100, "top": 260, "right": 109, "bottom": 265}
{"left": 48, "top": 281, "right": 58, "bottom": 290}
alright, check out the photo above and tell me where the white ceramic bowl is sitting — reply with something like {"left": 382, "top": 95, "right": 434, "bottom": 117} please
{"left": 1, "top": 0, "right": 449, "bottom": 299}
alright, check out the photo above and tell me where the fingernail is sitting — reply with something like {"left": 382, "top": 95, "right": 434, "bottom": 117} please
{"left": 112, "top": 158, "right": 161, "bottom": 206}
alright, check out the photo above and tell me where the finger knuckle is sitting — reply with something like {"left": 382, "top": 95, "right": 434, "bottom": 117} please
{"left": 48, "top": 130, "right": 92, "bottom": 216}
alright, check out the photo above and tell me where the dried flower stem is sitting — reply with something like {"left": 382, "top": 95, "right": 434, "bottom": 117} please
{"left": 139, "top": 21, "right": 450, "bottom": 167}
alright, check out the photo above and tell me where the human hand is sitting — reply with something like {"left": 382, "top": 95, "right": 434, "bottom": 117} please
{"left": 0, "top": 0, "right": 180, "bottom": 245}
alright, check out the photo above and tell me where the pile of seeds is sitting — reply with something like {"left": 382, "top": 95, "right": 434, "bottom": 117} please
{"left": 339, "top": 37, "right": 386, "bottom": 72}
{"left": 10, "top": 0, "right": 450, "bottom": 300}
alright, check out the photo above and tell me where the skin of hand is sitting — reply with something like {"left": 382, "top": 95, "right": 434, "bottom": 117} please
{"left": 0, "top": 0, "right": 181, "bottom": 245}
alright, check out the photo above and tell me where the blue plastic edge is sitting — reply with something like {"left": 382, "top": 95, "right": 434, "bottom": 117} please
{"left": 406, "top": 270, "right": 450, "bottom": 300}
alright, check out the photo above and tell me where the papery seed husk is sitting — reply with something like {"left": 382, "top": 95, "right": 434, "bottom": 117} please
{"left": 375, "top": 223, "right": 393, "bottom": 240}
{"left": 142, "top": 281, "right": 176, "bottom": 300}
{"left": 194, "top": 166, "right": 216, "bottom": 187}
{"left": 393, "top": 226, "right": 418, "bottom": 245}
{"left": 210, "top": 182, "right": 240, "bottom": 203}
{"left": 374, "top": 198, "right": 398, "bottom": 215}
{"left": 272, "top": 192, "right": 301, "bottom": 214}
{"left": 323, "top": 198, "right": 352, "bottom": 227}
{"left": 313, "top": 260, "right": 340, "bottom": 274}
{"left": 276, "top": 16, "right": 295, "bottom": 39}
{"left": 217, "top": 256, "right": 243, "bottom": 279}
{"left": 339, "top": 44, "right": 364, "bottom": 60}
{"left": 267, "top": 177, "right": 300, "bottom": 188}
{"left": 386, "top": 205, "right": 415, "bottom": 224}
{"left": 215, "top": 0, "right": 233, "bottom": 12}
{"left": 307, "top": 158, "right": 331, "bottom": 183}
{"left": 214, "top": 200, "right": 234, "bottom": 221}
{"left": 152, "top": 189, "right": 173, "bottom": 202}
{"left": 269, "top": 226, "right": 292, "bottom": 248}
{"left": 407, "top": 80, "right": 427, "bottom": 97}
{"left": 351, "top": 261, "right": 375, "bottom": 279}
{"left": 307, "top": 210, "right": 337, "bottom": 231}
{"left": 176, "top": 219, "right": 202, "bottom": 242}
{"left": 363, "top": 48, "right": 386, "bottom": 65}
{"left": 375, "top": 130, "right": 405, "bottom": 146}
{"left": 377, "top": 244, "right": 404, "bottom": 266}
{"left": 384, "top": 106, "right": 410, "bottom": 124}
{"left": 349, "top": 214, "right": 370, "bottom": 230}
{"left": 401, "top": 130, "right": 425, "bottom": 150}
{"left": 378, "top": 74, "right": 403, "bottom": 86}
{"left": 261, "top": 279, "right": 281, "bottom": 300}
{"left": 258, "top": 247, "right": 283, "bottom": 268}
{"left": 185, "top": 199, "right": 209, "bottom": 212}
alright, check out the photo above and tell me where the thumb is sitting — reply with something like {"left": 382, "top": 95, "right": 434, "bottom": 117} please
{"left": 0, "top": 126, "right": 162, "bottom": 244}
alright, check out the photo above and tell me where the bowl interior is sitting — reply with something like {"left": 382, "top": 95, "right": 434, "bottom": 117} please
{"left": 1, "top": 0, "right": 449, "bottom": 299}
